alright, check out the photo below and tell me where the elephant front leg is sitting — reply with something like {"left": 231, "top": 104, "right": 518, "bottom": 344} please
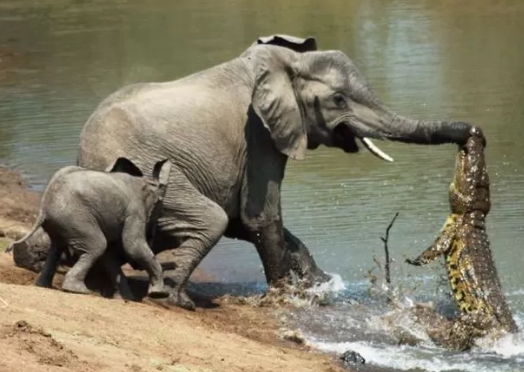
{"left": 283, "top": 227, "right": 331, "bottom": 285}
{"left": 247, "top": 220, "right": 290, "bottom": 286}
{"left": 121, "top": 218, "right": 168, "bottom": 299}
{"left": 225, "top": 219, "right": 330, "bottom": 286}
{"left": 241, "top": 191, "right": 300, "bottom": 286}
{"left": 250, "top": 225, "right": 330, "bottom": 287}
{"left": 240, "top": 142, "right": 330, "bottom": 287}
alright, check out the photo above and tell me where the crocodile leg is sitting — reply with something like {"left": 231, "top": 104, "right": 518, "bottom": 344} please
{"left": 406, "top": 214, "right": 460, "bottom": 266}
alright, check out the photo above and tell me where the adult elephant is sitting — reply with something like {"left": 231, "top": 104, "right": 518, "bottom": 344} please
{"left": 78, "top": 34, "right": 472, "bottom": 310}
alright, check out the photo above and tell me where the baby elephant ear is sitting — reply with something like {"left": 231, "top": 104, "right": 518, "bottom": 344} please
{"left": 106, "top": 157, "right": 143, "bottom": 177}
{"left": 257, "top": 34, "right": 317, "bottom": 53}
{"left": 152, "top": 159, "right": 171, "bottom": 187}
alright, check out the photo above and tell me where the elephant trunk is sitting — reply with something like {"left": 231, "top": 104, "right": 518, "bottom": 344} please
{"left": 383, "top": 110, "right": 472, "bottom": 146}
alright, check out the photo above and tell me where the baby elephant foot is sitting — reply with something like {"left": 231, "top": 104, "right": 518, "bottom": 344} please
{"left": 113, "top": 290, "right": 136, "bottom": 302}
{"left": 147, "top": 283, "right": 170, "bottom": 299}
{"left": 107, "top": 282, "right": 136, "bottom": 301}
{"left": 61, "top": 278, "right": 92, "bottom": 295}
{"left": 35, "top": 276, "right": 53, "bottom": 288}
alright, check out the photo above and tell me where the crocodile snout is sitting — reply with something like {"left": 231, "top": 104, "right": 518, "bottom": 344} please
{"left": 449, "top": 128, "right": 489, "bottom": 215}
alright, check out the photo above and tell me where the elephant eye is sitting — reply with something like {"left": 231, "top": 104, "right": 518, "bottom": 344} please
{"left": 332, "top": 93, "right": 347, "bottom": 108}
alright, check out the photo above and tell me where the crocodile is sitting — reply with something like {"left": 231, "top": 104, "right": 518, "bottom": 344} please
{"left": 406, "top": 126, "right": 518, "bottom": 351}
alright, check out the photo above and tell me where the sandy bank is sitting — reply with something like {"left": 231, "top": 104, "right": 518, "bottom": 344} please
{"left": 0, "top": 165, "right": 348, "bottom": 372}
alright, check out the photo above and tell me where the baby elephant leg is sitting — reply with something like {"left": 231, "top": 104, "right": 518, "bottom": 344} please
{"left": 35, "top": 242, "right": 61, "bottom": 288}
{"left": 100, "top": 250, "right": 135, "bottom": 300}
{"left": 121, "top": 219, "right": 168, "bottom": 299}
{"left": 62, "top": 232, "right": 107, "bottom": 295}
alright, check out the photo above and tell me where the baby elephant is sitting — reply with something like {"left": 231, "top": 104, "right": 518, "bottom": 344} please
{"left": 6, "top": 157, "right": 171, "bottom": 299}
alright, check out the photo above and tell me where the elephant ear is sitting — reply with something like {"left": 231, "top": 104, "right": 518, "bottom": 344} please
{"left": 106, "top": 157, "right": 144, "bottom": 177}
{"left": 151, "top": 159, "right": 171, "bottom": 187}
{"left": 256, "top": 34, "right": 318, "bottom": 53}
{"left": 251, "top": 47, "right": 307, "bottom": 160}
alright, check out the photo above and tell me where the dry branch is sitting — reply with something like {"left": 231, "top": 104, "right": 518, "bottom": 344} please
{"left": 380, "top": 212, "right": 399, "bottom": 286}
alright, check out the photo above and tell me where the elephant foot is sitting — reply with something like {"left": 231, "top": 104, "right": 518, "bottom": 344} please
{"left": 147, "top": 284, "right": 170, "bottom": 299}
{"left": 113, "top": 289, "right": 136, "bottom": 302}
{"left": 308, "top": 268, "right": 332, "bottom": 285}
{"left": 109, "top": 281, "right": 136, "bottom": 301}
{"left": 167, "top": 290, "right": 195, "bottom": 311}
{"left": 145, "top": 290, "right": 195, "bottom": 311}
{"left": 35, "top": 275, "right": 53, "bottom": 288}
{"left": 288, "top": 267, "right": 332, "bottom": 288}
{"left": 284, "top": 231, "right": 332, "bottom": 287}
{"left": 61, "top": 279, "right": 92, "bottom": 295}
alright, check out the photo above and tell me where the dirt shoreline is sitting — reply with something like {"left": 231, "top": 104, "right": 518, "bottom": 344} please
{"left": 0, "top": 165, "right": 349, "bottom": 372}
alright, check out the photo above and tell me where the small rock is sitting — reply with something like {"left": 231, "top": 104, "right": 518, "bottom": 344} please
{"left": 340, "top": 349, "right": 365, "bottom": 370}
{"left": 394, "top": 329, "right": 423, "bottom": 347}
{"left": 0, "top": 228, "right": 5, "bottom": 237}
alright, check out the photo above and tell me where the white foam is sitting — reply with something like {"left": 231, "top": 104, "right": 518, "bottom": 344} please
{"left": 308, "top": 339, "right": 518, "bottom": 372}
{"left": 305, "top": 273, "right": 347, "bottom": 295}
{"left": 476, "top": 331, "right": 524, "bottom": 358}
{"left": 300, "top": 279, "right": 524, "bottom": 372}
{"left": 366, "top": 307, "right": 430, "bottom": 343}
{"left": 289, "top": 277, "right": 524, "bottom": 372}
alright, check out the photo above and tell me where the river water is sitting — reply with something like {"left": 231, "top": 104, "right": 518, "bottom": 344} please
{"left": 1, "top": 1, "right": 524, "bottom": 371}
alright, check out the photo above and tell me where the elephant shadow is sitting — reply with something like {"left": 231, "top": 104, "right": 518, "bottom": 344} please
{"left": 9, "top": 230, "right": 265, "bottom": 309}
{"left": 123, "top": 273, "right": 266, "bottom": 309}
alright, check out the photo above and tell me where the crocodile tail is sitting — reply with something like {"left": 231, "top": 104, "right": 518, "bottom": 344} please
{"left": 4, "top": 212, "right": 46, "bottom": 254}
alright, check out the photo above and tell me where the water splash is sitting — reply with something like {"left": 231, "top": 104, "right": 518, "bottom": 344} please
{"left": 284, "top": 278, "right": 524, "bottom": 372}
{"left": 305, "top": 272, "right": 347, "bottom": 296}
{"left": 308, "top": 339, "right": 523, "bottom": 372}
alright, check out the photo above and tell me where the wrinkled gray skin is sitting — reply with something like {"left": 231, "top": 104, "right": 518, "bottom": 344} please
{"left": 12, "top": 228, "right": 53, "bottom": 273}
{"left": 6, "top": 157, "right": 172, "bottom": 300}
{"left": 78, "top": 34, "right": 472, "bottom": 310}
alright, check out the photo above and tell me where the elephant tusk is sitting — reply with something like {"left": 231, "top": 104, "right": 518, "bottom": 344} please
{"left": 360, "top": 137, "right": 394, "bottom": 162}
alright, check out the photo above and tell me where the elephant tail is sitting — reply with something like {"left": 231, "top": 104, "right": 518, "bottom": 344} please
{"left": 4, "top": 212, "right": 46, "bottom": 254}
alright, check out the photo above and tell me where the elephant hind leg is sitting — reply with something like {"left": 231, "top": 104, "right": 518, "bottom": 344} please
{"left": 100, "top": 249, "right": 135, "bottom": 301}
{"left": 62, "top": 232, "right": 107, "bottom": 295}
{"left": 158, "top": 169, "right": 228, "bottom": 310}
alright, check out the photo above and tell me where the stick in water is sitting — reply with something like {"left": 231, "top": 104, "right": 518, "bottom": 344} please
{"left": 380, "top": 212, "right": 400, "bottom": 286}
